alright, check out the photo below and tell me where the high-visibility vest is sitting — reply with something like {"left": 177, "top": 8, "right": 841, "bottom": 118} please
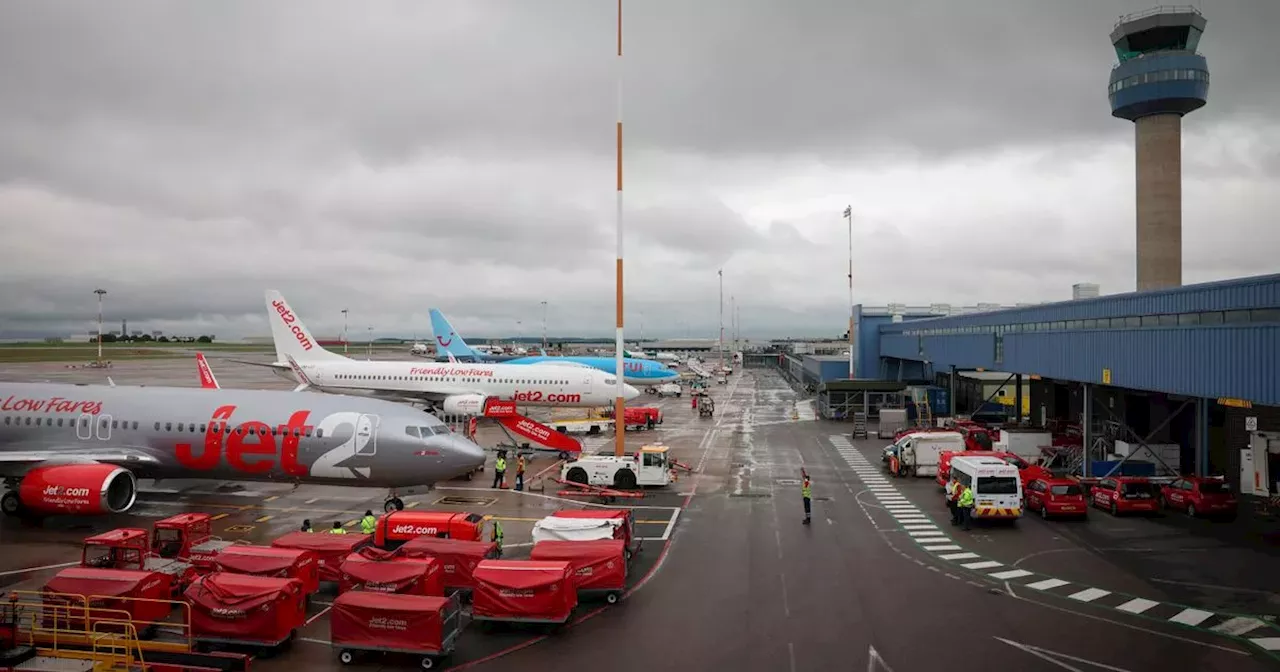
{"left": 360, "top": 515, "right": 377, "bottom": 534}
{"left": 302, "top": 528, "right": 313, "bottom": 533}
{"left": 329, "top": 527, "right": 348, "bottom": 534}
{"left": 958, "top": 487, "right": 975, "bottom": 508}
{"left": 516, "top": 458, "right": 526, "bottom": 474}
{"left": 802, "top": 481, "right": 812, "bottom": 499}
{"left": 495, "top": 457, "right": 507, "bottom": 472}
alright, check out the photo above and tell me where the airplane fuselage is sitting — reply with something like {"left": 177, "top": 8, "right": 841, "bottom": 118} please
{"left": 500, "top": 356, "right": 680, "bottom": 385}
{"left": 0, "top": 383, "right": 485, "bottom": 489}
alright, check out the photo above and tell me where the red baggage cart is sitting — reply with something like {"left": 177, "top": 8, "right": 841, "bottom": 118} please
{"left": 271, "top": 531, "right": 370, "bottom": 583}
{"left": 529, "top": 539, "right": 627, "bottom": 604}
{"left": 43, "top": 567, "right": 173, "bottom": 631}
{"left": 471, "top": 560, "right": 577, "bottom": 625}
{"left": 340, "top": 549, "right": 442, "bottom": 597}
{"left": 550, "top": 508, "right": 638, "bottom": 558}
{"left": 214, "top": 545, "right": 320, "bottom": 596}
{"left": 374, "top": 511, "right": 489, "bottom": 549}
{"left": 397, "top": 537, "right": 499, "bottom": 595}
{"left": 185, "top": 572, "right": 306, "bottom": 654}
{"left": 330, "top": 591, "right": 462, "bottom": 669}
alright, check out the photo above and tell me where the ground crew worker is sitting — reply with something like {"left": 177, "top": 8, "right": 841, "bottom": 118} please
{"left": 945, "top": 477, "right": 958, "bottom": 525}
{"left": 360, "top": 510, "right": 377, "bottom": 535}
{"left": 329, "top": 521, "right": 347, "bottom": 534}
{"left": 957, "top": 482, "right": 975, "bottom": 531}
{"left": 300, "top": 519, "right": 313, "bottom": 533}
{"left": 801, "top": 471, "right": 812, "bottom": 525}
{"left": 492, "top": 454, "right": 507, "bottom": 489}
{"left": 515, "top": 455, "right": 526, "bottom": 491}
{"left": 491, "top": 519, "right": 504, "bottom": 556}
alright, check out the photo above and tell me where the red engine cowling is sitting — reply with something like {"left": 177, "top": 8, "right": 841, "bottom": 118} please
{"left": 17, "top": 464, "right": 137, "bottom": 515}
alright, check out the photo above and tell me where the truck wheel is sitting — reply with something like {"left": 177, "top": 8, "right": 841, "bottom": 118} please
{"left": 339, "top": 650, "right": 356, "bottom": 665}
{"left": 1, "top": 491, "right": 21, "bottom": 517}
{"left": 384, "top": 497, "right": 405, "bottom": 513}
{"left": 614, "top": 470, "right": 637, "bottom": 490}
{"left": 897, "top": 466, "right": 909, "bottom": 478}
{"left": 420, "top": 656, "right": 436, "bottom": 669}
{"left": 567, "top": 468, "right": 589, "bottom": 485}
{"left": 606, "top": 592, "right": 620, "bottom": 604}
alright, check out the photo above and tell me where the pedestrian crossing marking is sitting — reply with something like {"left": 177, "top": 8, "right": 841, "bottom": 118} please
{"left": 961, "top": 560, "right": 1003, "bottom": 571}
{"left": 1115, "top": 597, "right": 1159, "bottom": 615}
{"left": 920, "top": 544, "right": 962, "bottom": 552}
{"left": 1068, "top": 588, "right": 1111, "bottom": 603}
{"left": 989, "top": 569, "right": 1033, "bottom": 580}
{"left": 1168, "top": 608, "right": 1214, "bottom": 627}
{"left": 939, "top": 552, "right": 980, "bottom": 561}
{"left": 1027, "top": 578, "right": 1070, "bottom": 591}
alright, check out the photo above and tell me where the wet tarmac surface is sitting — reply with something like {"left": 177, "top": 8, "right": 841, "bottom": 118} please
{"left": 2, "top": 356, "right": 1278, "bottom": 670}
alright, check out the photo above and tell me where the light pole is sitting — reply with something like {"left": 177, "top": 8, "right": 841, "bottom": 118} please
{"left": 613, "top": 0, "right": 627, "bottom": 457}
{"left": 366, "top": 326, "right": 373, "bottom": 357}
{"left": 341, "top": 309, "right": 349, "bottom": 355}
{"left": 540, "top": 301, "right": 548, "bottom": 351}
{"left": 717, "top": 269, "right": 724, "bottom": 372}
{"left": 94, "top": 289, "right": 107, "bottom": 363}
{"left": 844, "top": 205, "right": 855, "bottom": 380}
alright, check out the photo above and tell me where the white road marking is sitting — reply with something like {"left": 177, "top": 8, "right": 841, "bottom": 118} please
{"left": 1210, "top": 617, "right": 1267, "bottom": 636}
{"left": 1251, "top": 638, "right": 1280, "bottom": 651}
{"left": 920, "top": 544, "right": 963, "bottom": 552}
{"left": 0, "top": 561, "right": 79, "bottom": 577}
{"left": 1115, "top": 597, "right": 1160, "bottom": 614}
{"left": 961, "top": 560, "right": 1003, "bottom": 570}
{"left": 1026, "top": 578, "right": 1070, "bottom": 591}
{"left": 989, "top": 569, "right": 1034, "bottom": 580}
{"left": 901, "top": 524, "right": 939, "bottom": 531}
{"left": 938, "top": 552, "right": 981, "bottom": 561}
{"left": 1068, "top": 588, "right": 1112, "bottom": 603}
{"left": 1168, "top": 608, "right": 1214, "bottom": 627}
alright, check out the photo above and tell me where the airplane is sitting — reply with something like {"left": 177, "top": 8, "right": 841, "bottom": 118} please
{"left": 0, "top": 381, "right": 489, "bottom": 518}
{"left": 409, "top": 342, "right": 430, "bottom": 357}
{"left": 429, "top": 309, "right": 680, "bottom": 385}
{"left": 232, "top": 291, "right": 639, "bottom": 415}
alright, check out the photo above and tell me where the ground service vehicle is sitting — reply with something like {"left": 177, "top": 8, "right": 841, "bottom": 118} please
{"left": 1024, "top": 478, "right": 1087, "bottom": 519}
{"left": 1160, "top": 477, "right": 1238, "bottom": 519}
{"left": 397, "top": 537, "right": 500, "bottom": 595}
{"left": 698, "top": 396, "right": 715, "bottom": 417}
{"left": 936, "top": 450, "right": 1049, "bottom": 487}
{"left": 151, "top": 512, "right": 214, "bottom": 561}
{"left": 529, "top": 539, "right": 627, "bottom": 604}
{"left": 1090, "top": 476, "right": 1160, "bottom": 515}
{"left": 340, "top": 550, "right": 443, "bottom": 596}
{"left": 80, "top": 528, "right": 196, "bottom": 597}
{"left": 994, "top": 429, "right": 1053, "bottom": 461}
{"left": 213, "top": 545, "right": 320, "bottom": 596}
{"left": 470, "top": 560, "right": 577, "bottom": 626}
{"left": 653, "top": 383, "right": 682, "bottom": 398}
{"left": 561, "top": 444, "right": 674, "bottom": 489}
{"left": 272, "top": 531, "right": 371, "bottom": 583}
{"left": 44, "top": 567, "right": 174, "bottom": 631}
{"left": 612, "top": 406, "right": 662, "bottom": 430}
{"left": 948, "top": 456, "right": 1023, "bottom": 520}
{"left": 889, "top": 432, "right": 964, "bottom": 478}
{"left": 877, "top": 408, "right": 907, "bottom": 438}
{"left": 330, "top": 591, "right": 463, "bottom": 669}
{"left": 374, "top": 511, "right": 488, "bottom": 550}
{"left": 186, "top": 572, "right": 306, "bottom": 654}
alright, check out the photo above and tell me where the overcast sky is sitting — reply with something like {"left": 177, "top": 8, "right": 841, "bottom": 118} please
{"left": 0, "top": 0, "right": 1276, "bottom": 342}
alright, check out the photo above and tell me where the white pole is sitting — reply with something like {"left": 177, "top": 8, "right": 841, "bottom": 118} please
{"left": 718, "top": 269, "right": 724, "bottom": 372}
{"left": 541, "top": 301, "right": 548, "bottom": 351}
{"left": 613, "top": 0, "right": 626, "bottom": 457}
{"left": 367, "top": 326, "right": 372, "bottom": 357}
{"left": 94, "top": 289, "right": 106, "bottom": 363}
{"left": 342, "top": 309, "right": 349, "bottom": 355}
{"left": 845, "top": 205, "right": 855, "bottom": 380}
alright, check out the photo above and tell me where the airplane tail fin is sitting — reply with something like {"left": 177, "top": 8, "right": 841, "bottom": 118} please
{"left": 429, "top": 308, "right": 483, "bottom": 359}
{"left": 264, "top": 290, "right": 347, "bottom": 365}
{"left": 195, "top": 352, "right": 221, "bottom": 389}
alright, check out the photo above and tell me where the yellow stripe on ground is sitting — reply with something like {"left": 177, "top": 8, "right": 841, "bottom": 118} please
{"left": 254, "top": 515, "right": 273, "bottom": 523}
{"left": 210, "top": 513, "right": 229, "bottom": 521}
{"left": 157, "top": 500, "right": 674, "bottom": 526}
{"left": 344, "top": 520, "right": 359, "bottom": 528}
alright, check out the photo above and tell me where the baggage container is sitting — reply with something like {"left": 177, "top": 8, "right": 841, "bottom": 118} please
{"left": 529, "top": 539, "right": 626, "bottom": 603}
{"left": 470, "top": 560, "right": 576, "bottom": 625}
{"left": 374, "top": 511, "right": 488, "bottom": 550}
{"left": 271, "top": 531, "right": 370, "bottom": 583}
{"left": 185, "top": 572, "right": 306, "bottom": 652}
{"left": 549, "top": 508, "right": 635, "bottom": 557}
{"left": 330, "top": 591, "right": 462, "bottom": 669}
{"left": 43, "top": 567, "right": 173, "bottom": 629}
{"left": 213, "top": 545, "right": 320, "bottom": 596}
{"left": 396, "top": 538, "right": 499, "bottom": 594}
{"left": 339, "top": 549, "right": 443, "bottom": 596}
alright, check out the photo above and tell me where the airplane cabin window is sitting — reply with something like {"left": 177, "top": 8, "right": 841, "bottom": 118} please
{"left": 165, "top": 423, "right": 172, "bottom": 431}
{"left": 316, "top": 429, "right": 324, "bottom": 438}
{"left": 35, "top": 418, "right": 42, "bottom": 426}
{"left": 25, "top": 417, "right": 31, "bottom": 426}
{"left": 111, "top": 420, "right": 118, "bottom": 429}
{"left": 177, "top": 423, "right": 185, "bottom": 432}
{"left": 2, "top": 417, "right": 7, "bottom": 425}
{"left": 56, "top": 418, "right": 63, "bottom": 427}
{"left": 154, "top": 422, "right": 161, "bottom": 430}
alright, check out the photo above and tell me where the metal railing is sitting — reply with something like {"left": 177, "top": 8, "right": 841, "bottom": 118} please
{"left": 1115, "top": 5, "right": 1202, "bottom": 28}
{"left": 7, "top": 589, "right": 194, "bottom": 657}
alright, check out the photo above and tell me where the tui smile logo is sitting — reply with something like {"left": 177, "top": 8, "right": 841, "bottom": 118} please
{"left": 436, "top": 334, "right": 453, "bottom": 347}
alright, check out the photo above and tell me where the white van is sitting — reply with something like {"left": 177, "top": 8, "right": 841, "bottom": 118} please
{"left": 949, "top": 455, "right": 1023, "bottom": 520}
{"left": 894, "top": 431, "right": 964, "bottom": 478}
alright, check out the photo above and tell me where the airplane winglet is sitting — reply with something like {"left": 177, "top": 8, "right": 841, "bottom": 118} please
{"left": 447, "top": 352, "right": 459, "bottom": 364}
{"left": 195, "top": 352, "right": 221, "bottom": 389}
{"left": 539, "top": 347, "right": 548, "bottom": 356}
{"left": 284, "top": 353, "right": 314, "bottom": 391}
{"left": 107, "top": 377, "right": 116, "bottom": 388}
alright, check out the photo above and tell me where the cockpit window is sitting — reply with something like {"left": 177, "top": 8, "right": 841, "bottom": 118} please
{"left": 604, "top": 378, "right": 617, "bottom": 386}
{"left": 405, "top": 426, "right": 422, "bottom": 439}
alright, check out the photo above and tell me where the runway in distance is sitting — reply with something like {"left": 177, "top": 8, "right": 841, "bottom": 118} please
{"left": 237, "top": 291, "right": 640, "bottom": 416}
{"left": 0, "top": 381, "right": 487, "bottom": 517}
{"left": 429, "top": 309, "right": 680, "bottom": 385}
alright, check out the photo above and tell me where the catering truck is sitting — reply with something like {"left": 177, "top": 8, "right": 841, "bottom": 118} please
{"left": 888, "top": 431, "right": 964, "bottom": 478}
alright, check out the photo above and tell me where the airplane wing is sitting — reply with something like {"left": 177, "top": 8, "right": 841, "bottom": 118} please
{"left": 0, "top": 447, "right": 163, "bottom": 478}
{"left": 195, "top": 352, "right": 221, "bottom": 389}
{"left": 226, "top": 358, "right": 292, "bottom": 371}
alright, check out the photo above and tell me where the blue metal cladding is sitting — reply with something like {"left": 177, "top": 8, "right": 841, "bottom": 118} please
{"left": 879, "top": 334, "right": 919, "bottom": 361}
{"left": 1108, "top": 51, "right": 1209, "bottom": 120}
{"left": 819, "top": 360, "right": 851, "bottom": 383}
{"left": 857, "top": 314, "right": 896, "bottom": 378}
{"left": 879, "top": 274, "right": 1280, "bottom": 335}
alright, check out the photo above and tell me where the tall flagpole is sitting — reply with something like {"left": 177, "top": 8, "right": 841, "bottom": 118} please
{"left": 613, "top": 0, "right": 627, "bottom": 457}
{"left": 845, "top": 205, "right": 854, "bottom": 379}
{"left": 718, "top": 269, "right": 724, "bottom": 372}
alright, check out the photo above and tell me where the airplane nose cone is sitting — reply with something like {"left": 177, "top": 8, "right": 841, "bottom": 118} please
{"left": 623, "top": 383, "right": 641, "bottom": 401}
{"left": 448, "top": 434, "right": 487, "bottom": 471}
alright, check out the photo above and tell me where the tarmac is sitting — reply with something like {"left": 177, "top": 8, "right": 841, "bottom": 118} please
{"left": 1, "top": 354, "right": 1278, "bottom": 670}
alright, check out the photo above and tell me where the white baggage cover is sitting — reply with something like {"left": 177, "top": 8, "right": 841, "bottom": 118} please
{"left": 532, "top": 516, "right": 621, "bottom": 543}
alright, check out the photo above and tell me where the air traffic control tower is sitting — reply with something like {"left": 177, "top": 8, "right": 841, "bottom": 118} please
{"left": 1108, "top": 6, "right": 1209, "bottom": 291}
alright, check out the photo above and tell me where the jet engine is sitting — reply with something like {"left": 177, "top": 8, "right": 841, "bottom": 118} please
{"left": 11, "top": 464, "right": 138, "bottom": 516}
{"left": 441, "top": 394, "right": 488, "bottom": 416}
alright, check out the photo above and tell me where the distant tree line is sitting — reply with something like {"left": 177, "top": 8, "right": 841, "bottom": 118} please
{"left": 86, "top": 334, "right": 215, "bottom": 344}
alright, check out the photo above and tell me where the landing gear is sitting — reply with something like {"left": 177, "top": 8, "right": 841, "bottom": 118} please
{"left": 1, "top": 491, "right": 21, "bottom": 517}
